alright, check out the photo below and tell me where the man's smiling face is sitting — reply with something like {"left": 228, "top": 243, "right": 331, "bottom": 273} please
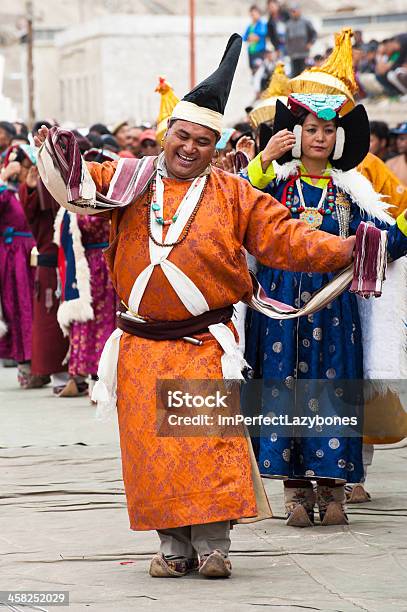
{"left": 164, "top": 119, "right": 218, "bottom": 179}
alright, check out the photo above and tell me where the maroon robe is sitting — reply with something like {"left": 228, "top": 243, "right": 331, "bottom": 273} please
{"left": 19, "top": 181, "right": 69, "bottom": 375}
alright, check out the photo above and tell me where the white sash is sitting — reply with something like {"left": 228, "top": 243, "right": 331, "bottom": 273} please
{"left": 93, "top": 174, "right": 247, "bottom": 420}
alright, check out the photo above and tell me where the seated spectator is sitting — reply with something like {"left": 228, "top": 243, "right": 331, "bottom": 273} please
{"left": 369, "top": 121, "right": 390, "bottom": 161}
{"left": 243, "top": 5, "right": 268, "bottom": 73}
{"left": 386, "top": 123, "right": 407, "bottom": 185}
{"left": 376, "top": 35, "right": 407, "bottom": 95}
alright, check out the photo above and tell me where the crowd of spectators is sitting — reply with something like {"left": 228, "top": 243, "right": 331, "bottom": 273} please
{"left": 243, "top": 1, "right": 407, "bottom": 101}
{"left": 0, "top": 119, "right": 161, "bottom": 165}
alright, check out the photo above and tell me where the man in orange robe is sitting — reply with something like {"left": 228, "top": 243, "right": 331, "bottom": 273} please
{"left": 35, "top": 34, "right": 355, "bottom": 579}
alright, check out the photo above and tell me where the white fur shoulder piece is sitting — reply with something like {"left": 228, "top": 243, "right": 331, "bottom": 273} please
{"left": 331, "top": 168, "right": 395, "bottom": 225}
{"left": 273, "top": 159, "right": 300, "bottom": 182}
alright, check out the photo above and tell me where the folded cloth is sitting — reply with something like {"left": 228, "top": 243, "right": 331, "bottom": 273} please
{"left": 37, "top": 126, "right": 156, "bottom": 214}
{"left": 350, "top": 221, "right": 387, "bottom": 298}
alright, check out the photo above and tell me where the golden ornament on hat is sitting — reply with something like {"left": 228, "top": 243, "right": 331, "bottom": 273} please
{"left": 249, "top": 62, "right": 290, "bottom": 128}
{"left": 289, "top": 28, "right": 357, "bottom": 116}
{"left": 155, "top": 76, "right": 180, "bottom": 143}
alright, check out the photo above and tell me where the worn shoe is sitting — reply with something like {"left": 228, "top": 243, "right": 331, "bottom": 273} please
{"left": 57, "top": 378, "right": 89, "bottom": 398}
{"left": 284, "top": 485, "right": 315, "bottom": 527}
{"left": 149, "top": 553, "right": 198, "bottom": 578}
{"left": 345, "top": 483, "right": 372, "bottom": 503}
{"left": 199, "top": 550, "right": 232, "bottom": 578}
{"left": 317, "top": 485, "right": 349, "bottom": 525}
{"left": 24, "top": 374, "right": 51, "bottom": 389}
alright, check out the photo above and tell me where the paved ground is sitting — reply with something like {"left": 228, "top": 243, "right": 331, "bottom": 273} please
{"left": 1, "top": 365, "right": 407, "bottom": 612}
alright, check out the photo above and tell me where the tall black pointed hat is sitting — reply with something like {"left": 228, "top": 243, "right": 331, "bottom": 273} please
{"left": 272, "top": 94, "right": 369, "bottom": 171}
{"left": 171, "top": 34, "right": 242, "bottom": 134}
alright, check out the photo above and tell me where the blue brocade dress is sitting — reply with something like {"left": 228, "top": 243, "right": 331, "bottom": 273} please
{"left": 244, "top": 176, "right": 407, "bottom": 483}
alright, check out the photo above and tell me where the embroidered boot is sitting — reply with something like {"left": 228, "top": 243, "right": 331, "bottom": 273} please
{"left": 149, "top": 553, "right": 198, "bottom": 578}
{"left": 345, "top": 483, "right": 371, "bottom": 503}
{"left": 317, "top": 484, "right": 349, "bottom": 525}
{"left": 199, "top": 550, "right": 232, "bottom": 578}
{"left": 284, "top": 482, "right": 315, "bottom": 527}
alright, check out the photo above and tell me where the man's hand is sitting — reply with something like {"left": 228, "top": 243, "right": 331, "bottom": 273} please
{"left": 236, "top": 135, "right": 256, "bottom": 161}
{"left": 25, "top": 165, "right": 39, "bottom": 189}
{"left": 1, "top": 161, "right": 21, "bottom": 182}
{"left": 261, "top": 128, "right": 296, "bottom": 171}
{"left": 344, "top": 235, "right": 356, "bottom": 261}
{"left": 33, "top": 125, "right": 50, "bottom": 148}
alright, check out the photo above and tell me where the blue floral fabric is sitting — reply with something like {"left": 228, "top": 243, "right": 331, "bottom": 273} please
{"left": 244, "top": 177, "right": 407, "bottom": 483}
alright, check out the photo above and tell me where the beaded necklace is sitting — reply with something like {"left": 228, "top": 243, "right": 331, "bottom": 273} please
{"left": 147, "top": 175, "right": 208, "bottom": 248}
{"left": 282, "top": 172, "right": 335, "bottom": 230}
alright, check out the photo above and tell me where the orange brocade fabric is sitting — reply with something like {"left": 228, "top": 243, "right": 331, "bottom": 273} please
{"left": 87, "top": 161, "right": 352, "bottom": 531}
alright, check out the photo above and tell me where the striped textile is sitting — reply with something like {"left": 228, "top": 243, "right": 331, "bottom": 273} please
{"left": 38, "top": 127, "right": 156, "bottom": 214}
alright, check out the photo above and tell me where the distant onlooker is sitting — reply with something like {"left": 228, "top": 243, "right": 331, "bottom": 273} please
{"left": 128, "top": 126, "right": 144, "bottom": 158}
{"left": 386, "top": 123, "right": 407, "bottom": 185}
{"left": 112, "top": 121, "right": 131, "bottom": 149}
{"left": 285, "top": 3, "right": 316, "bottom": 76}
{"left": 376, "top": 35, "right": 407, "bottom": 95}
{"left": 243, "top": 5, "right": 268, "bottom": 73}
{"left": 101, "top": 134, "right": 121, "bottom": 154}
{"left": 139, "top": 129, "right": 160, "bottom": 157}
{"left": 266, "top": 0, "right": 288, "bottom": 55}
{"left": 358, "top": 41, "right": 379, "bottom": 74}
{"left": 0, "top": 121, "right": 17, "bottom": 157}
{"left": 369, "top": 121, "right": 390, "bottom": 161}
{"left": 88, "top": 123, "right": 110, "bottom": 136}
{"left": 253, "top": 49, "right": 277, "bottom": 95}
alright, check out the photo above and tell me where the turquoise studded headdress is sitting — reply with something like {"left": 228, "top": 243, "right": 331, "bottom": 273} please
{"left": 272, "top": 95, "right": 370, "bottom": 171}
{"left": 288, "top": 93, "right": 347, "bottom": 121}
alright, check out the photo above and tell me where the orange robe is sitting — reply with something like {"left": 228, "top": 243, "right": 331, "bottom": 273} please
{"left": 358, "top": 152, "right": 407, "bottom": 219}
{"left": 88, "top": 162, "right": 352, "bottom": 531}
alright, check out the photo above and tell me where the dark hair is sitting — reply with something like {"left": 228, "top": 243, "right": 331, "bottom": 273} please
{"left": 233, "top": 121, "right": 252, "bottom": 133}
{"left": 14, "top": 122, "right": 29, "bottom": 137}
{"left": 0, "top": 121, "right": 17, "bottom": 138}
{"left": 32, "top": 120, "right": 52, "bottom": 135}
{"left": 369, "top": 121, "right": 389, "bottom": 144}
{"left": 89, "top": 123, "right": 111, "bottom": 136}
{"left": 72, "top": 130, "right": 92, "bottom": 154}
{"left": 87, "top": 132, "right": 103, "bottom": 148}
{"left": 101, "top": 134, "right": 120, "bottom": 152}
{"left": 250, "top": 4, "right": 260, "bottom": 11}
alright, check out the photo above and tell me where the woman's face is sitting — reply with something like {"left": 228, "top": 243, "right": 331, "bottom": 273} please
{"left": 18, "top": 158, "right": 33, "bottom": 184}
{"left": 301, "top": 113, "right": 337, "bottom": 161}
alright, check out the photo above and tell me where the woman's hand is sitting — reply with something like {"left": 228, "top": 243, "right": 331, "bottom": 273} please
{"left": 1, "top": 161, "right": 21, "bottom": 182}
{"left": 33, "top": 125, "right": 50, "bottom": 148}
{"left": 220, "top": 151, "right": 236, "bottom": 174}
{"left": 236, "top": 135, "right": 256, "bottom": 161}
{"left": 25, "top": 165, "right": 39, "bottom": 189}
{"left": 261, "top": 128, "right": 296, "bottom": 171}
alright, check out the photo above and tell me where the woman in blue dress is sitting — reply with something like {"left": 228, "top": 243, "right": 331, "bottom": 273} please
{"left": 244, "top": 93, "right": 407, "bottom": 527}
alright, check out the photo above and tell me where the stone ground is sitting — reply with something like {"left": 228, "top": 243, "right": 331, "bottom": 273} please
{"left": 1, "top": 365, "right": 407, "bottom": 612}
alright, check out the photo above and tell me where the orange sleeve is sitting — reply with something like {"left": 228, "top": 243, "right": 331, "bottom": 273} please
{"left": 236, "top": 177, "right": 353, "bottom": 273}
{"left": 86, "top": 160, "right": 118, "bottom": 195}
{"left": 358, "top": 153, "right": 407, "bottom": 219}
